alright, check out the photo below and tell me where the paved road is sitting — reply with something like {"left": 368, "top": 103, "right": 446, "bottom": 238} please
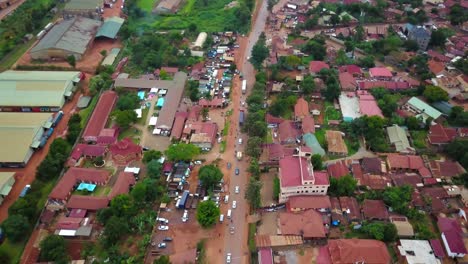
{"left": 221, "top": 0, "right": 269, "bottom": 263}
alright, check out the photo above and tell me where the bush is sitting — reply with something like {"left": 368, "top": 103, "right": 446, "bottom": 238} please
{"left": 1, "top": 214, "right": 31, "bottom": 242}
{"left": 273, "top": 176, "right": 280, "bottom": 201}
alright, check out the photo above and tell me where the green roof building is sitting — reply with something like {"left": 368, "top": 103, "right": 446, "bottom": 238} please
{"left": 405, "top": 97, "right": 442, "bottom": 122}
{"left": 96, "top": 16, "right": 125, "bottom": 39}
{"left": 31, "top": 17, "right": 102, "bottom": 60}
{"left": 0, "top": 70, "right": 82, "bottom": 111}
{"left": 303, "top": 133, "right": 325, "bottom": 156}
{"left": 0, "top": 113, "right": 52, "bottom": 167}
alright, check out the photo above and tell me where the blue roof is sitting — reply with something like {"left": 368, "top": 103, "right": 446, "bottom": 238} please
{"left": 96, "top": 17, "right": 125, "bottom": 39}
{"left": 431, "top": 101, "right": 452, "bottom": 115}
{"left": 157, "top": 97, "right": 165, "bottom": 107}
{"left": 303, "top": 133, "right": 325, "bottom": 156}
{"left": 137, "top": 91, "right": 145, "bottom": 100}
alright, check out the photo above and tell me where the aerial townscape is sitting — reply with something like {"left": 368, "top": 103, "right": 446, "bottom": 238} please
{"left": 0, "top": 0, "right": 467, "bottom": 263}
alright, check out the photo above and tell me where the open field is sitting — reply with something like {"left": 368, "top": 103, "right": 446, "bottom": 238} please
{"left": 137, "top": 0, "right": 157, "bottom": 12}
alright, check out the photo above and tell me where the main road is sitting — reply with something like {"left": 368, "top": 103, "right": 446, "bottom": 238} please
{"left": 222, "top": 0, "right": 269, "bottom": 263}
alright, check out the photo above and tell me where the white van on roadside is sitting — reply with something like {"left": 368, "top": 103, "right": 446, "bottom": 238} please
{"left": 220, "top": 214, "right": 225, "bottom": 222}
{"left": 227, "top": 209, "right": 232, "bottom": 219}
{"left": 224, "top": 195, "right": 229, "bottom": 204}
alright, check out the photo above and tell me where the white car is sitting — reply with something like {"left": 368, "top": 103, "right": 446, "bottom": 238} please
{"left": 158, "top": 225, "right": 169, "bottom": 231}
{"left": 235, "top": 186, "right": 240, "bottom": 194}
{"left": 226, "top": 253, "right": 232, "bottom": 263}
{"left": 156, "top": 217, "right": 169, "bottom": 224}
{"left": 232, "top": 201, "right": 237, "bottom": 209}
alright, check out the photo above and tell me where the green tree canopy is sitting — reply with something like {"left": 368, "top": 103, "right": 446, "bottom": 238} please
{"left": 199, "top": 165, "right": 224, "bottom": 191}
{"left": 1, "top": 214, "right": 31, "bottom": 242}
{"left": 116, "top": 93, "right": 140, "bottom": 111}
{"left": 301, "top": 75, "right": 315, "bottom": 95}
{"left": 246, "top": 136, "right": 263, "bottom": 158}
{"left": 245, "top": 177, "right": 262, "bottom": 209}
{"left": 114, "top": 110, "right": 137, "bottom": 128}
{"left": 311, "top": 154, "right": 323, "bottom": 170}
{"left": 39, "top": 235, "right": 68, "bottom": 263}
{"left": 143, "top": 150, "right": 162, "bottom": 163}
{"left": 329, "top": 175, "right": 357, "bottom": 196}
{"left": 449, "top": 4, "right": 468, "bottom": 25}
{"left": 110, "top": 194, "right": 136, "bottom": 218}
{"left": 250, "top": 33, "right": 269, "bottom": 69}
{"left": 423, "top": 85, "right": 449, "bottom": 103}
{"left": 383, "top": 185, "right": 413, "bottom": 215}
{"left": 196, "top": 200, "right": 220, "bottom": 228}
{"left": 362, "top": 222, "right": 397, "bottom": 242}
{"left": 153, "top": 255, "right": 171, "bottom": 264}
{"left": 102, "top": 216, "right": 130, "bottom": 246}
{"left": 147, "top": 159, "right": 163, "bottom": 179}
{"left": 165, "top": 143, "right": 200, "bottom": 161}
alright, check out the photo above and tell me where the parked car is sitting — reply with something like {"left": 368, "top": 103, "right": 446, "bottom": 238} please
{"left": 194, "top": 160, "right": 202, "bottom": 165}
{"left": 227, "top": 162, "right": 231, "bottom": 169}
{"left": 226, "top": 253, "right": 232, "bottom": 263}
{"left": 156, "top": 217, "right": 169, "bottom": 224}
{"left": 232, "top": 201, "right": 237, "bottom": 209}
{"left": 142, "top": 146, "right": 150, "bottom": 151}
{"left": 235, "top": 186, "right": 240, "bottom": 194}
{"left": 235, "top": 168, "right": 239, "bottom": 175}
{"left": 163, "top": 237, "right": 173, "bottom": 242}
{"left": 158, "top": 243, "right": 167, "bottom": 248}
{"left": 158, "top": 226, "right": 169, "bottom": 231}
{"left": 230, "top": 226, "right": 235, "bottom": 234}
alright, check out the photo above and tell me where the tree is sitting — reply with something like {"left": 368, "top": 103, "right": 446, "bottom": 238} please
{"left": 143, "top": 150, "right": 162, "bottom": 163}
{"left": 0, "top": 251, "right": 11, "bottom": 264}
{"left": 102, "top": 216, "right": 130, "bottom": 246}
{"left": 445, "top": 139, "right": 468, "bottom": 169}
{"left": 201, "top": 107, "right": 209, "bottom": 121}
{"left": 165, "top": 143, "right": 200, "bottom": 161}
{"left": 403, "top": 40, "right": 419, "bottom": 52}
{"left": 1, "top": 214, "right": 30, "bottom": 242}
{"left": 356, "top": 55, "right": 375, "bottom": 68}
{"left": 284, "top": 55, "right": 301, "bottom": 69}
{"left": 383, "top": 186, "right": 413, "bottom": 215}
{"left": 429, "top": 29, "right": 449, "bottom": 48}
{"left": 302, "top": 40, "right": 326, "bottom": 60}
{"left": 406, "top": 116, "right": 422, "bottom": 130}
{"left": 423, "top": 85, "right": 449, "bottom": 103}
{"left": 66, "top": 55, "right": 76, "bottom": 67}
{"left": 110, "top": 194, "right": 136, "bottom": 218}
{"left": 248, "top": 159, "right": 261, "bottom": 178}
{"left": 341, "top": 14, "right": 351, "bottom": 25}
{"left": 335, "top": 49, "right": 353, "bottom": 66}
{"left": 324, "top": 77, "right": 340, "bottom": 102}
{"left": 329, "top": 175, "right": 357, "bottom": 196}
{"left": 114, "top": 110, "right": 137, "bottom": 128}
{"left": 246, "top": 137, "right": 263, "bottom": 158}
{"left": 154, "top": 256, "right": 171, "bottom": 264}
{"left": 116, "top": 93, "right": 140, "bottom": 111}
{"left": 146, "top": 160, "right": 162, "bottom": 179}
{"left": 273, "top": 176, "right": 280, "bottom": 200}
{"left": 362, "top": 222, "right": 397, "bottom": 242}
{"left": 311, "top": 154, "right": 323, "bottom": 170}
{"left": 250, "top": 33, "right": 269, "bottom": 69}
{"left": 196, "top": 200, "right": 220, "bottom": 228}
{"left": 199, "top": 165, "right": 223, "bottom": 191}
{"left": 449, "top": 106, "right": 468, "bottom": 126}
{"left": 9, "top": 198, "right": 35, "bottom": 220}
{"left": 330, "top": 14, "right": 341, "bottom": 26}
{"left": 449, "top": 4, "right": 468, "bottom": 25}
{"left": 39, "top": 235, "right": 68, "bottom": 263}
{"left": 301, "top": 75, "right": 315, "bottom": 95}
{"left": 245, "top": 177, "right": 262, "bottom": 210}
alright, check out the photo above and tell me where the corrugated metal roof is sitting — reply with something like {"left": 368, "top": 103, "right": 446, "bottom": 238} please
{"left": 96, "top": 16, "right": 125, "bottom": 39}
{"left": 0, "top": 70, "right": 80, "bottom": 107}
{"left": 407, "top": 97, "right": 442, "bottom": 120}
{"left": 386, "top": 125, "right": 412, "bottom": 152}
{"left": 31, "top": 17, "right": 102, "bottom": 55}
{"left": 0, "top": 113, "right": 52, "bottom": 163}
{"left": 64, "top": 0, "right": 104, "bottom": 10}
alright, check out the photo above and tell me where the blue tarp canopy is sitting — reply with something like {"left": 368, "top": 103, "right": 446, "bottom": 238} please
{"left": 157, "top": 97, "right": 165, "bottom": 107}
{"left": 302, "top": 133, "right": 326, "bottom": 156}
{"left": 77, "top": 183, "right": 96, "bottom": 192}
{"left": 137, "top": 91, "right": 145, "bottom": 100}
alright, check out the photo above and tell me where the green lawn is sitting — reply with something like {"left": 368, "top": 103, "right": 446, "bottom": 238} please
{"left": 265, "top": 130, "right": 273, "bottom": 144}
{"left": 79, "top": 95, "right": 99, "bottom": 127}
{"left": 0, "top": 240, "right": 24, "bottom": 264}
{"left": 301, "top": 55, "right": 314, "bottom": 66}
{"left": 137, "top": 107, "right": 150, "bottom": 125}
{"left": 118, "top": 127, "right": 142, "bottom": 144}
{"left": 248, "top": 223, "right": 257, "bottom": 253}
{"left": 324, "top": 101, "right": 341, "bottom": 121}
{"left": 345, "top": 137, "right": 359, "bottom": 156}
{"left": 137, "top": 0, "right": 156, "bottom": 11}
{"left": 410, "top": 130, "right": 428, "bottom": 149}
{"left": 315, "top": 129, "right": 326, "bottom": 147}
{"left": 222, "top": 120, "right": 230, "bottom": 136}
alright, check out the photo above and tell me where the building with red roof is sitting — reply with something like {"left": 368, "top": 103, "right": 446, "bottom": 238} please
{"left": 279, "top": 209, "right": 327, "bottom": 239}
{"left": 430, "top": 239, "right": 446, "bottom": 259}
{"left": 386, "top": 154, "right": 431, "bottom": 177}
{"left": 109, "top": 172, "right": 136, "bottom": 199}
{"left": 437, "top": 216, "right": 468, "bottom": 257}
{"left": 278, "top": 156, "right": 329, "bottom": 203}
{"left": 278, "top": 121, "right": 299, "bottom": 145}
{"left": 109, "top": 138, "right": 142, "bottom": 165}
{"left": 391, "top": 173, "right": 423, "bottom": 188}
{"left": 82, "top": 91, "right": 118, "bottom": 143}
{"left": 357, "top": 90, "right": 383, "bottom": 118}
{"left": 266, "top": 113, "right": 284, "bottom": 128}
{"left": 369, "top": 67, "right": 393, "bottom": 79}
{"left": 287, "top": 195, "right": 331, "bottom": 213}
{"left": 198, "top": 98, "right": 226, "bottom": 108}
{"left": 362, "top": 157, "right": 386, "bottom": 175}
{"left": 338, "top": 65, "right": 362, "bottom": 76}
{"left": 170, "top": 111, "right": 188, "bottom": 140}
{"left": 428, "top": 59, "right": 445, "bottom": 75}
{"left": 97, "top": 127, "right": 119, "bottom": 144}
{"left": 49, "top": 168, "right": 110, "bottom": 202}
{"left": 309, "top": 61, "right": 330, "bottom": 74}
{"left": 189, "top": 122, "right": 218, "bottom": 150}
{"left": 67, "top": 195, "right": 109, "bottom": 211}
{"left": 319, "top": 239, "right": 391, "bottom": 264}
{"left": 327, "top": 160, "right": 350, "bottom": 179}
{"left": 294, "top": 97, "right": 309, "bottom": 121}
{"left": 429, "top": 160, "right": 465, "bottom": 180}
{"left": 362, "top": 199, "right": 389, "bottom": 221}
{"left": 68, "top": 144, "right": 107, "bottom": 166}
{"left": 339, "top": 196, "right": 362, "bottom": 222}
{"left": 357, "top": 80, "right": 411, "bottom": 90}
{"left": 258, "top": 248, "right": 273, "bottom": 264}
{"left": 301, "top": 115, "right": 315, "bottom": 134}
{"left": 339, "top": 72, "right": 358, "bottom": 91}
{"left": 428, "top": 124, "right": 457, "bottom": 145}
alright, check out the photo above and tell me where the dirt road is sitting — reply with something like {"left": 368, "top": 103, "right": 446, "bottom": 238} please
{"left": 0, "top": 0, "right": 25, "bottom": 20}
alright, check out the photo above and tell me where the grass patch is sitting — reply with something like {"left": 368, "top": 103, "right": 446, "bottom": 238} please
{"left": 324, "top": 101, "right": 341, "bottom": 122}
{"left": 118, "top": 127, "right": 142, "bottom": 144}
{"left": 265, "top": 130, "right": 273, "bottom": 144}
{"left": 222, "top": 120, "right": 230, "bottom": 136}
{"left": 137, "top": 107, "right": 150, "bottom": 125}
{"left": 387, "top": 245, "right": 398, "bottom": 263}
{"left": 137, "top": 0, "right": 156, "bottom": 11}
{"left": 248, "top": 223, "right": 257, "bottom": 252}
{"left": 315, "top": 129, "right": 326, "bottom": 147}
{"left": 345, "top": 137, "right": 359, "bottom": 156}
{"left": 0, "top": 239, "right": 25, "bottom": 264}
{"left": 301, "top": 55, "right": 314, "bottom": 66}
{"left": 220, "top": 141, "right": 226, "bottom": 153}
{"left": 0, "top": 38, "right": 36, "bottom": 71}
{"left": 79, "top": 95, "right": 99, "bottom": 127}
{"left": 196, "top": 239, "right": 207, "bottom": 264}
{"left": 410, "top": 130, "right": 428, "bottom": 149}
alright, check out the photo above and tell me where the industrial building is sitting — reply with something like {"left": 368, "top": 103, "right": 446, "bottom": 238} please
{"left": 63, "top": 0, "right": 104, "bottom": 19}
{"left": 96, "top": 16, "right": 125, "bottom": 39}
{"left": 0, "top": 112, "right": 53, "bottom": 168}
{"left": 0, "top": 172, "right": 16, "bottom": 204}
{"left": 0, "top": 70, "right": 82, "bottom": 112}
{"left": 30, "top": 17, "right": 102, "bottom": 60}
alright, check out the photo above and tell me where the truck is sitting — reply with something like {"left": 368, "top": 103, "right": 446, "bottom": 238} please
{"left": 51, "top": 111, "right": 64, "bottom": 127}
{"left": 178, "top": 190, "right": 190, "bottom": 209}
{"left": 241, "top": 80, "right": 247, "bottom": 94}
{"left": 45, "top": 128, "right": 54, "bottom": 138}
{"left": 185, "top": 194, "right": 194, "bottom": 209}
{"left": 236, "top": 151, "right": 242, "bottom": 161}
{"left": 239, "top": 110, "right": 244, "bottom": 126}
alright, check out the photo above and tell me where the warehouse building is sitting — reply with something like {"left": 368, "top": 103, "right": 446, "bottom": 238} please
{"left": 0, "top": 172, "right": 16, "bottom": 204}
{"left": 0, "top": 70, "right": 83, "bottom": 112}
{"left": 96, "top": 16, "right": 125, "bottom": 39}
{"left": 63, "top": 0, "right": 104, "bottom": 19}
{"left": 0, "top": 113, "right": 53, "bottom": 168}
{"left": 30, "top": 17, "right": 102, "bottom": 60}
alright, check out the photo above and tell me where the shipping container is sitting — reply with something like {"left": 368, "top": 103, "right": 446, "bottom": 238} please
{"left": 239, "top": 110, "right": 244, "bottom": 126}
{"left": 178, "top": 190, "right": 190, "bottom": 209}
{"left": 51, "top": 111, "right": 64, "bottom": 127}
